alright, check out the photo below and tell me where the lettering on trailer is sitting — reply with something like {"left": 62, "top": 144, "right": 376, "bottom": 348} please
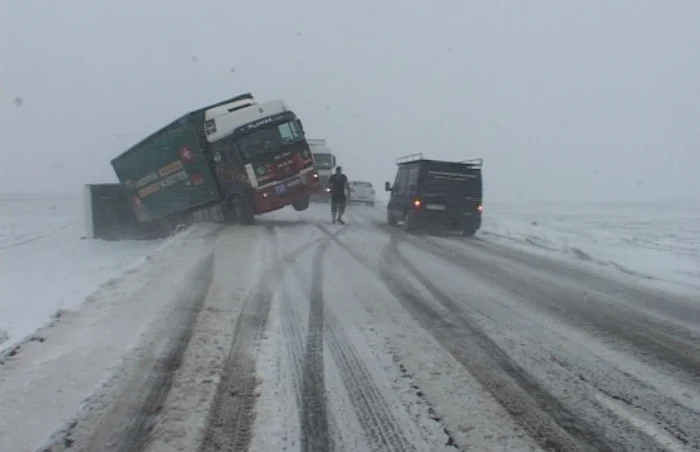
{"left": 158, "top": 160, "right": 184, "bottom": 178}
{"left": 135, "top": 171, "right": 159, "bottom": 189}
{"left": 134, "top": 161, "right": 182, "bottom": 190}
{"left": 137, "top": 169, "right": 189, "bottom": 198}
{"left": 132, "top": 157, "right": 191, "bottom": 199}
{"left": 427, "top": 170, "right": 478, "bottom": 180}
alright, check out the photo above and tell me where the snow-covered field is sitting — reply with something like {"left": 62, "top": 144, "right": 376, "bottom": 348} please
{"left": 0, "top": 195, "right": 698, "bottom": 451}
{"left": 481, "top": 199, "right": 700, "bottom": 294}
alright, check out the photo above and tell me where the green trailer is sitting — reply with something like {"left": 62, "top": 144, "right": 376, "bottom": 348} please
{"left": 111, "top": 117, "right": 222, "bottom": 224}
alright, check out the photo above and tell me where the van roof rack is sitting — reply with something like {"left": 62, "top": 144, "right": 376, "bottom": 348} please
{"left": 396, "top": 153, "right": 424, "bottom": 165}
{"left": 459, "top": 158, "right": 484, "bottom": 168}
{"left": 396, "top": 154, "right": 484, "bottom": 168}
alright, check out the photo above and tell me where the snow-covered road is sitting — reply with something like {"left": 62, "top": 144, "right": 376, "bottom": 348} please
{"left": 1, "top": 202, "right": 699, "bottom": 452}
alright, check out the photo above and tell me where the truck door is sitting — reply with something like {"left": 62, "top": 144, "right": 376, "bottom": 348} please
{"left": 211, "top": 136, "right": 249, "bottom": 198}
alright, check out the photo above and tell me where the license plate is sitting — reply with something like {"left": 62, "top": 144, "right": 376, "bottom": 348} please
{"left": 425, "top": 204, "right": 446, "bottom": 211}
{"left": 274, "top": 184, "right": 287, "bottom": 195}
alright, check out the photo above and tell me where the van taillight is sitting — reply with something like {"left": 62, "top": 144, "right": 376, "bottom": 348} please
{"left": 413, "top": 198, "right": 422, "bottom": 208}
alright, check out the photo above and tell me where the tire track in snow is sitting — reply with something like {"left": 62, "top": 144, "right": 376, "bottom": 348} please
{"left": 278, "top": 224, "right": 354, "bottom": 452}
{"left": 299, "top": 233, "right": 333, "bottom": 451}
{"left": 318, "top": 220, "right": 610, "bottom": 452}
{"left": 114, "top": 253, "right": 215, "bottom": 452}
{"left": 198, "top": 226, "right": 280, "bottom": 452}
{"left": 355, "top": 211, "right": 699, "bottom": 450}
{"left": 113, "top": 253, "right": 215, "bottom": 452}
{"left": 428, "top": 235, "right": 700, "bottom": 375}
{"left": 42, "top": 251, "right": 216, "bottom": 452}
{"left": 197, "top": 224, "right": 332, "bottom": 451}
{"left": 325, "top": 311, "right": 419, "bottom": 452}
{"left": 378, "top": 235, "right": 616, "bottom": 452}
{"left": 312, "top": 224, "right": 429, "bottom": 452}
{"left": 367, "top": 215, "right": 699, "bottom": 450}
{"left": 415, "top": 236, "right": 700, "bottom": 450}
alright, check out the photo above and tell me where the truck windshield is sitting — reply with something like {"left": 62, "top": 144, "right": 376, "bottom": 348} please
{"left": 313, "top": 154, "right": 334, "bottom": 169}
{"left": 236, "top": 120, "right": 303, "bottom": 162}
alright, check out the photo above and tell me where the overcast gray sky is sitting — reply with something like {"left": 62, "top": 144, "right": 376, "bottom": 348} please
{"left": 2, "top": 0, "right": 699, "bottom": 202}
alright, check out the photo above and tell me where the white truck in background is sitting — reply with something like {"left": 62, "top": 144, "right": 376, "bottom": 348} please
{"left": 308, "top": 138, "right": 337, "bottom": 202}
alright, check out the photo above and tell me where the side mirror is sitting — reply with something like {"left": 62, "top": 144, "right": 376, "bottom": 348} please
{"left": 384, "top": 181, "right": 391, "bottom": 192}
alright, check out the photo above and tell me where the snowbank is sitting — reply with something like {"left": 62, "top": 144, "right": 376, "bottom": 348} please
{"left": 0, "top": 196, "right": 172, "bottom": 352}
{"left": 0, "top": 220, "right": 220, "bottom": 452}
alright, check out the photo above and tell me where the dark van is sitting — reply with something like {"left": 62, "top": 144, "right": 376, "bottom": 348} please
{"left": 384, "top": 153, "right": 483, "bottom": 236}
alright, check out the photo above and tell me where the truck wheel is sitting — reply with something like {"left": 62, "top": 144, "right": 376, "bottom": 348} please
{"left": 292, "top": 195, "right": 310, "bottom": 211}
{"left": 234, "top": 196, "right": 255, "bottom": 225}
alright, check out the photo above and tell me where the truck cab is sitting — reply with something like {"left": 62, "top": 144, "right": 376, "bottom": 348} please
{"left": 204, "top": 95, "right": 321, "bottom": 222}
{"left": 385, "top": 153, "right": 483, "bottom": 236}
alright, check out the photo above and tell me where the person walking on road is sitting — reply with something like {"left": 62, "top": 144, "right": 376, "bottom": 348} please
{"left": 327, "top": 166, "right": 350, "bottom": 224}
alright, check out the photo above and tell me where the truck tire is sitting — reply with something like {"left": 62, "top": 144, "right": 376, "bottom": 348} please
{"left": 387, "top": 210, "right": 398, "bottom": 226}
{"left": 234, "top": 196, "right": 255, "bottom": 225}
{"left": 292, "top": 195, "right": 310, "bottom": 211}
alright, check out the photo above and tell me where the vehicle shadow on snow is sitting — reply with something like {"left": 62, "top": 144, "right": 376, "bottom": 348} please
{"left": 361, "top": 213, "right": 479, "bottom": 241}
{"left": 255, "top": 218, "right": 315, "bottom": 228}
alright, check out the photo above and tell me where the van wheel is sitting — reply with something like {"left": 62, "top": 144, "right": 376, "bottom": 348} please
{"left": 461, "top": 224, "right": 479, "bottom": 237}
{"left": 292, "top": 195, "right": 310, "bottom": 211}
{"left": 404, "top": 211, "right": 418, "bottom": 232}
{"left": 387, "top": 210, "right": 398, "bottom": 226}
{"left": 234, "top": 196, "right": 255, "bottom": 225}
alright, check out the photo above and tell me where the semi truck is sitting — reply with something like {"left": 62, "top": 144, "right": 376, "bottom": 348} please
{"left": 307, "top": 138, "right": 337, "bottom": 202}
{"left": 111, "top": 93, "right": 321, "bottom": 227}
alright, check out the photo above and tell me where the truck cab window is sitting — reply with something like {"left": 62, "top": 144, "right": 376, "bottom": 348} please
{"left": 236, "top": 121, "right": 302, "bottom": 163}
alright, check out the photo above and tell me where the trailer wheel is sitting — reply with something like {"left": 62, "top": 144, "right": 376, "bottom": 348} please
{"left": 234, "top": 196, "right": 255, "bottom": 225}
{"left": 292, "top": 195, "right": 310, "bottom": 211}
